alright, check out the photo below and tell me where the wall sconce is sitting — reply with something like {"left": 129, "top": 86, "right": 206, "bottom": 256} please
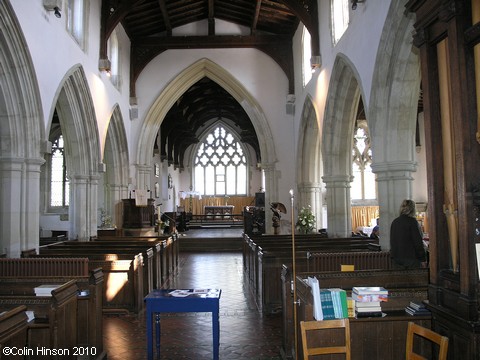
{"left": 310, "top": 55, "right": 322, "bottom": 71}
{"left": 98, "top": 58, "right": 112, "bottom": 77}
{"left": 43, "top": 0, "right": 62, "bottom": 17}
{"left": 351, "top": 0, "right": 365, "bottom": 10}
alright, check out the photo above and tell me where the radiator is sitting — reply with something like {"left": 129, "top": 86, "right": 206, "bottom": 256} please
{"left": 0, "top": 257, "right": 89, "bottom": 277}
{"left": 307, "top": 251, "right": 391, "bottom": 272}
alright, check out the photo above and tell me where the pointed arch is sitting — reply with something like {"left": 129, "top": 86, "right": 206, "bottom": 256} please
{"left": 52, "top": 65, "right": 101, "bottom": 240}
{"left": 322, "top": 54, "right": 363, "bottom": 237}
{"left": 297, "top": 95, "right": 323, "bottom": 229}
{"left": 103, "top": 105, "right": 129, "bottom": 226}
{"left": 369, "top": 0, "right": 421, "bottom": 249}
{"left": 138, "top": 58, "right": 276, "bottom": 169}
{"left": 0, "top": 0, "right": 44, "bottom": 256}
{"left": 137, "top": 58, "right": 278, "bottom": 213}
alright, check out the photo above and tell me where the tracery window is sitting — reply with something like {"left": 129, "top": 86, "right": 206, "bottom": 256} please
{"left": 50, "top": 135, "right": 70, "bottom": 208}
{"left": 351, "top": 120, "right": 376, "bottom": 200}
{"left": 194, "top": 125, "right": 247, "bottom": 196}
{"left": 331, "top": 0, "right": 350, "bottom": 45}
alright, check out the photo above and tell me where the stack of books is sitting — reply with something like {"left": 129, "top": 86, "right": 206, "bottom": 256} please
{"left": 405, "top": 301, "right": 430, "bottom": 316}
{"left": 352, "top": 286, "right": 388, "bottom": 318}
{"left": 307, "top": 277, "right": 349, "bottom": 320}
{"left": 34, "top": 284, "right": 61, "bottom": 297}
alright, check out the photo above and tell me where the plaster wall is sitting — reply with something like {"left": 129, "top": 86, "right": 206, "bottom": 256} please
{"left": 9, "top": 0, "right": 132, "bottom": 156}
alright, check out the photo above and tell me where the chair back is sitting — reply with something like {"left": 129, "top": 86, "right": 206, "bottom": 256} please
{"left": 300, "top": 318, "right": 351, "bottom": 360}
{"left": 405, "top": 322, "right": 449, "bottom": 360}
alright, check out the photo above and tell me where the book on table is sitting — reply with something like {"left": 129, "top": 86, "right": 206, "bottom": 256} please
{"left": 352, "top": 286, "right": 388, "bottom": 295}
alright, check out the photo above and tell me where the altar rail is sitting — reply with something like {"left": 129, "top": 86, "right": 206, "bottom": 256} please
{"left": 0, "top": 257, "right": 89, "bottom": 277}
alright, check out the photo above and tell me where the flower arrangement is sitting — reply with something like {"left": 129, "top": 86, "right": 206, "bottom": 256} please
{"left": 296, "top": 205, "right": 316, "bottom": 234}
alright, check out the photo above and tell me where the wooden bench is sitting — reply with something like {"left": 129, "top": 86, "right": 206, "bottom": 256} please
{"left": 0, "top": 258, "right": 105, "bottom": 358}
{"left": 280, "top": 267, "right": 429, "bottom": 360}
{"left": 243, "top": 233, "right": 384, "bottom": 314}
{"left": 26, "top": 250, "right": 144, "bottom": 314}
{"left": 0, "top": 305, "right": 28, "bottom": 354}
{"left": 39, "top": 241, "right": 157, "bottom": 294}
{"left": 92, "top": 235, "right": 179, "bottom": 286}
{"left": 0, "top": 280, "right": 78, "bottom": 359}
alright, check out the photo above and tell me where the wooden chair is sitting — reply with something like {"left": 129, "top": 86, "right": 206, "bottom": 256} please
{"left": 300, "top": 318, "right": 351, "bottom": 360}
{"left": 406, "top": 322, "right": 449, "bottom": 360}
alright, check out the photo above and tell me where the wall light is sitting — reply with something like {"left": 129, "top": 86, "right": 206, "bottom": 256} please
{"left": 351, "top": 0, "right": 365, "bottom": 10}
{"left": 54, "top": 6, "right": 61, "bottom": 18}
{"left": 43, "top": 0, "right": 62, "bottom": 17}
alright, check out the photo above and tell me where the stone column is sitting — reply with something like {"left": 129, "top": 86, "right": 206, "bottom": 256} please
{"left": 0, "top": 158, "right": 24, "bottom": 257}
{"left": 69, "top": 174, "right": 89, "bottom": 240}
{"left": 297, "top": 181, "right": 323, "bottom": 230}
{"left": 372, "top": 161, "right": 416, "bottom": 250}
{"left": 24, "top": 158, "right": 44, "bottom": 252}
{"left": 322, "top": 175, "right": 353, "bottom": 237}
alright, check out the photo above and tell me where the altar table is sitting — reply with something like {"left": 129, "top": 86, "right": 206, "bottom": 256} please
{"left": 204, "top": 205, "right": 234, "bottom": 219}
{"left": 145, "top": 288, "right": 221, "bottom": 360}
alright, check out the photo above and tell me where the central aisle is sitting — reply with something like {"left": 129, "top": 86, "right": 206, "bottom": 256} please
{"left": 103, "top": 252, "right": 283, "bottom": 360}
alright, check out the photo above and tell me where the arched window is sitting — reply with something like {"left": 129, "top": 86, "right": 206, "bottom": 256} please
{"left": 107, "top": 29, "right": 121, "bottom": 88}
{"left": 302, "top": 26, "right": 312, "bottom": 87}
{"left": 351, "top": 120, "right": 376, "bottom": 200}
{"left": 50, "top": 135, "right": 70, "bottom": 208}
{"left": 67, "top": 0, "right": 86, "bottom": 48}
{"left": 194, "top": 125, "right": 247, "bottom": 196}
{"left": 331, "top": 0, "right": 349, "bottom": 45}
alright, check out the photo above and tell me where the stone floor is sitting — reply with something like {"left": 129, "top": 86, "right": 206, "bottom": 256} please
{"left": 103, "top": 229, "right": 283, "bottom": 360}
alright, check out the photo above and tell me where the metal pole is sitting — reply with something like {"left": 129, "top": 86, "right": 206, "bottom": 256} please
{"left": 290, "top": 189, "right": 298, "bottom": 360}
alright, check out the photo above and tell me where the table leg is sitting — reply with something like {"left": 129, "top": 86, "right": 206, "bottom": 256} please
{"left": 147, "top": 309, "right": 153, "bottom": 360}
{"left": 213, "top": 308, "right": 220, "bottom": 360}
{"left": 155, "top": 313, "right": 161, "bottom": 359}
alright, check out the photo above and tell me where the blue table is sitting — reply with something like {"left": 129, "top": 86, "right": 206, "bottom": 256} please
{"left": 145, "top": 289, "right": 221, "bottom": 359}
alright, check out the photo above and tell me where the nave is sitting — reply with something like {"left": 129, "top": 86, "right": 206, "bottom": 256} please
{"left": 103, "top": 233, "right": 283, "bottom": 359}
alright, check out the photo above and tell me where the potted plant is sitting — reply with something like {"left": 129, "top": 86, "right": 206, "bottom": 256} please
{"left": 296, "top": 205, "right": 316, "bottom": 234}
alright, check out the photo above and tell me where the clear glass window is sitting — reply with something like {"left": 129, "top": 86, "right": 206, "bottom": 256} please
{"left": 194, "top": 125, "right": 248, "bottom": 196}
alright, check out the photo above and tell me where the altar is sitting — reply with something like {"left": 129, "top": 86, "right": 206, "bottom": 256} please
{"left": 204, "top": 205, "right": 234, "bottom": 219}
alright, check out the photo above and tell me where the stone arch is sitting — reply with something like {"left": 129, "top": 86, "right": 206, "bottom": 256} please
{"left": 322, "top": 54, "right": 363, "bottom": 237}
{"left": 137, "top": 58, "right": 278, "bottom": 220}
{"left": 297, "top": 95, "right": 323, "bottom": 229}
{"left": 368, "top": 0, "right": 420, "bottom": 249}
{"left": 0, "top": 0, "right": 45, "bottom": 256}
{"left": 53, "top": 65, "right": 101, "bottom": 240}
{"left": 103, "top": 104, "right": 130, "bottom": 227}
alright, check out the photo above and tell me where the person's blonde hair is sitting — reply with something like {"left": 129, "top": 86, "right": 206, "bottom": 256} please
{"left": 399, "top": 199, "right": 416, "bottom": 217}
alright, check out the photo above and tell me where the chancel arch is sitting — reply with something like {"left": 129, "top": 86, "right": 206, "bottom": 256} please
{"left": 297, "top": 95, "right": 323, "bottom": 230}
{"left": 48, "top": 65, "right": 102, "bottom": 240}
{"left": 137, "top": 58, "right": 278, "bottom": 230}
{"left": 0, "top": 1, "right": 44, "bottom": 257}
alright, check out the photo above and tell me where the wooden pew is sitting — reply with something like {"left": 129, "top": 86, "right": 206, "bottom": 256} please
{"left": 0, "top": 280, "right": 78, "bottom": 359}
{"left": 40, "top": 241, "right": 156, "bottom": 295}
{"left": 0, "top": 258, "right": 105, "bottom": 358}
{"left": 94, "top": 233, "right": 179, "bottom": 285}
{"left": 243, "top": 233, "right": 384, "bottom": 314}
{"left": 0, "top": 305, "right": 28, "bottom": 354}
{"left": 280, "top": 267, "right": 429, "bottom": 360}
{"left": 91, "top": 236, "right": 176, "bottom": 288}
{"left": 29, "top": 251, "right": 144, "bottom": 314}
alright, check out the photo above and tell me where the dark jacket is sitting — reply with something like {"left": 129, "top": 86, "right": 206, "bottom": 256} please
{"left": 390, "top": 214, "right": 426, "bottom": 268}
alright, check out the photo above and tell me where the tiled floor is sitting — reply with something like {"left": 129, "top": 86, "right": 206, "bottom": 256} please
{"left": 103, "top": 229, "right": 283, "bottom": 360}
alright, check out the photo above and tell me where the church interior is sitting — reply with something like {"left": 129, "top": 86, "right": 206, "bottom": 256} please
{"left": 1, "top": 0, "right": 480, "bottom": 358}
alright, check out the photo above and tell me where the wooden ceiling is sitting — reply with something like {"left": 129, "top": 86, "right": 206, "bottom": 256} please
{"left": 101, "top": 0, "right": 318, "bottom": 170}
